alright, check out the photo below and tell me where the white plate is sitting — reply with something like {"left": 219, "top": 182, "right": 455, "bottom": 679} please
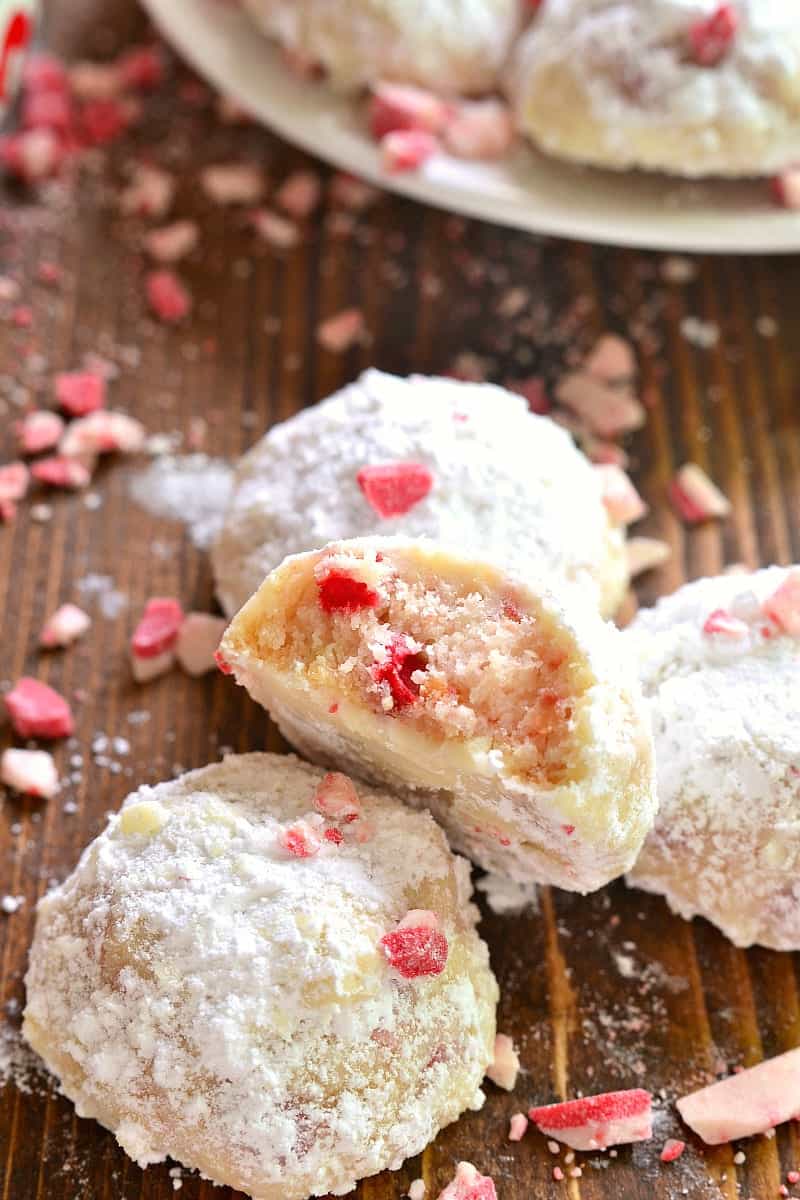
{"left": 143, "top": 0, "right": 800, "bottom": 254}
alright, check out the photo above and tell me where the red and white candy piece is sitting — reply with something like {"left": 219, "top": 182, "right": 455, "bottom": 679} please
{"left": 443, "top": 99, "right": 514, "bottom": 160}
{"left": 626, "top": 537, "right": 671, "bottom": 578}
{"left": 175, "top": 612, "right": 226, "bottom": 676}
{"left": 200, "top": 162, "right": 265, "bottom": 206}
{"left": 279, "top": 818, "right": 321, "bottom": 859}
{"left": 677, "top": 1047, "right": 800, "bottom": 1144}
{"left": 317, "top": 307, "right": 365, "bottom": 353}
{"left": 660, "top": 1139, "right": 686, "bottom": 1163}
{"left": 486, "top": 1033, "right": 520, "bottom": 1091}
{"left": 1, "top": 748, "right": 59, "bottom": 799}
{"left": 116, "top": 44, "right": 164, "bottom": 91}
{"left": 17, "top": 410, "right": 65, "bottom": 455}
{"left": 145, "top": 269, "right": 192, "bottom": 324}
{"left": 508, "top": 1113, "right": 529, "bottom": 1142}
{"left": 0, "top": 462, "right": 30, "bottom": 502}
{"left": 60, "top": 410, "right": 146, "bottom": 459}
{"left": 436, "top": 1162, "right": 496, "bottom": 1200}
{"left": 275, "top": 169, "right": 322, "bottom": 219}
{"left": 380, "top": 911, "right": 448, "bottom": 979}
{"left": 313, "top": 771, "right": 361, "bottom": 822}
{"left": 372, "top": 635, "right": 427, "bottom": 711}
{"left": 5, "top": 677, "right": 75, "bottom": 739}
{"left": 689, "top": 4, "right": 738, "bottom": 66}
{"left": 250, "top": 209, "right": 300, "bottom": 251}
{"left": 143, "top": 219, "right": 199, "bottom": 264}
{"left": 54, "top": 370, "right": 106, "bottom": 417}
{"left": 702, "top": 607, "right": 749, "bottom": 638}
{"left": 368, "top": 82, "right": 449, "bottom": 140}
{"left": 357, "top": 461, "right": 434, "bottom": 518}
{"left": 763, "top": 569, "right": 800, "bottom": 637}
{"left": 529, "top": 1088, "right": 653, "bottom": 1151}
{"left": 40, "top": 603, "right": 91, "bottom": 648}
{"left": 0, "top": 128, "right": 63, "bottom": 184}
{"left": 669, "top": 463, "right": 731, "bottom": 523}
{"left": 380, "top": 129, "right": 439, "bottom": 173}
{"left": 119, "top": 163, "right": 175, "bottom": 219}
{"left": 130, "top": 598, "right": 183, "bottom": 682}
{"left": 31, "top": 456, "right": 91, "bottom": 490}
{"left": 596, "top": 464, "right": 648, "bottom": 525}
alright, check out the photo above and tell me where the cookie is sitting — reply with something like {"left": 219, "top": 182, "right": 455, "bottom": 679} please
{"left": 510, "top": 0, "right": 800, "bottom": 177}
{"left": 241, "top": 0, "right": 520, "bottom": 94}
{"left": 211, "top": 369, "right": 629, "bottom": 619}
{"left": 219, "top": 537, "right": 657, "bottom": 892}
{"left": 626, "top": 567, "right": 800, "bottom": 949}
{"left": 24, "top": 753, "right": 498, "bottom": 1199}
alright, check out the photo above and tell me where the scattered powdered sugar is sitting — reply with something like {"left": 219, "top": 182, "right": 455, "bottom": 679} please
{"left": 77, "top": 573, "right": 129, "bottom": 619}
{"left": 476, "top": 872, "right": 539, "bottom": 915}
{"left": 0, "top": 1021, "right": 52, "bottom": 1096}
{"left": 128, "top": 455, "right": 234, "bottom": 549}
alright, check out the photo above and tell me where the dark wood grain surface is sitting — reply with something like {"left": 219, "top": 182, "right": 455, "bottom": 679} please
{"left": 1, "top": 3, "right": 799, "bottom": 1198}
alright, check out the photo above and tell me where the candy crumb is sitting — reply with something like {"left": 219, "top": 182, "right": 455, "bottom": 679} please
{"left": 487, "top": 1033, "right": 520, "bottom": 1091}
{"left": 669, "top": 463, "right": 731, "bottom": 523}
{"left": 175, "top": 613, "right": 227, "bottom": 677}
{"left": 660, "top": 1139, "right": 686, "bottom": 1163}
{"left": 40, "top": 603, "right": 91, "bottom": 648}
{"left": 508, "top": 1113, "right": 529, "bottom": 1142}
{"left": 317, "top": 307, "right": 365, "bottom": 353}
{"left": 1, "top": 747, "right": 59, "bottom": 798}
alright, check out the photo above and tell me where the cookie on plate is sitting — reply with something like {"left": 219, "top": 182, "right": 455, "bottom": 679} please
{"left": 24, "top": 753, "right": 498, "bottom": 1200}
{"left": 510, "top": 0, "right": 800, "bottom": 177}
{"left": 211, "top": 369, "right": 630, "bottom": 620}
{"left": 219, "top": 537, "right": 657, "bottom": 892}
{"left": 627, "top": 567, "right": 800, "bottom": 949}
{"left": 241, "top": 0, "right": 520, "bottom": 93}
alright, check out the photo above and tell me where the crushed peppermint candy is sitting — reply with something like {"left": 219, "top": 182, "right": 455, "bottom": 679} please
{"left": 689, "top": 4, "right": 739, "bottom": 66}
{"left": 380, "top": 916, "right": 448, "bottom": 979}
{"left": 1, "top": 748, "right": 59, "bottom": 798}
{"left": 508, "top": 1113, "right": 529, "bottom": 1142}
{"left": 486, "top": 1033, "right": 520, "bottom": 1091}
{"left": 275, "top": 169, "right": 322, "bottom": 219}
{"left": 763, "top": 568, "right": 800, "bottom": 636}
{"left": 660, "top": 1138, "right": 686, "bottom": 1163}
{"left": 175, "top": 613, "right": 227, "bottom": 676}
{"left": 5, "top": 677, "right": 75, "bottom": 739}
{"left": 702, "top": 608, "right": 749, "bottom": 638}
{"left": 436, "top": 1162, "right": 496, "bottom": 1200}
{"left": 131, "top": 598, "right": 184, "bottom": 660}
{"left": 372, "top": 635, "right": 426, "bottom": 710}
{"left": 143, "top": 220, "right": 199, "bottom": 264}
{"left": 317, "top": 307, "right": 366, "bottom": 353}
{"left": 381, "top": 129, "right": 439, "bottom": 173}
{"left": 317, "top": 567, "right": 380, "bottom": 613}
{"left": 31, "top": 456, "right": 91, "bottom": 489}
{"left": 368, "top": 82, "right": 449, "bottom": 140}
{"left": 146, "top": 269, "right": 192, "bottom": 323}
{"left": 17, "top": 410, "right": 65, "bottom": 455}
{"left": 40, "top": 603, "right": 91, "bottom": 648}
{"left": 596, "top": 464, "right": 647, "bottom": 526}
{"left": 54, "top": 370, "right": 106, "bottom": 417}
{"left": 677, "top": 1048, "right": 800, "bottom": 1144}
{"left": 313, "top": 772, "right": 361, "bottom": 822}
{"left": 626, "top": 537, "right": 671, "bottom": 578}
{"left": 60, "top": 411, "right": 145, "bottom": 459}
{"left": 669, "top": 463, "right": 731, "bottom": 523}
{"left": 357, "top": 461, "right": 434, "bottom": 518}
{"left": 443, "top": 99, "right": 514, "bottom": 160}
{"left": 529, "top": 1089, "right": 653, "bottom": 1151}
{"left": 279, "top": 818, "right": 322, "bottom": 859}
{"left": 201, "top": 162, "right": 265, "bottom": 206}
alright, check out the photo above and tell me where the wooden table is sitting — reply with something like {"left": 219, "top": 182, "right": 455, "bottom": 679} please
{"left": 1, "top": 3, "right": 799, "bottom": 1198}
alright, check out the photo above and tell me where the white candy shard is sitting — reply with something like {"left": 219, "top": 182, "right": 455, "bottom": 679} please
{"left": 175, "top": 613, "right": 227, "bottom": 677}
{"left": 676, "top": 1048, "right": 800, "bottom": 1145}
{"left": 486, "top": 1032, "right": 520, "bottom": 1091}
{"left": 40, "top": 603, "right": 91, "bottom": 648}
{"left": 1, "top": 748, "right": 59, "bottom": 799}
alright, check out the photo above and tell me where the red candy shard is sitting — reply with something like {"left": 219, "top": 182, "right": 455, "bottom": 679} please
{"left": 703, "top": 607, "right": 749, "bottom": 638}
{"left": 529, "top": 1089, "right": 653, "bottom": 1151}
{"left": 323, "top": 826, "right": 344, "bottom": 845}
{"left": 31, "top": 456, "right": 91, "bottom": 489}
{"left": 669, "top": 463, "right": 731, "bottom": 524}
{"left": 0, "top": 461, "right": 30, "bottom": 502}
{"left": 380, "top": 923, "right": 449, "bottom": 979}
{"left": 317, "top": 306, "right": 365, "bottom": 353}
{"left": 17, "top": 410, "right": 65, "bottom": 455}
{"left": 5, "top": 677, "right": 75, "bottom": 739}
{"left": 380, "top": 129, "right": 439, "bottom": 173}
{"left": 772, "top": 168, "right": 800, "bottom": 211}
{"left": 145, "top": 269, "right": 191, "bottom": 323}
{"left": 78, "top": 97, "right": 134, "bottom": 146}
{"left": 763, "top": 569, "right": 800, "bottom": 636}
{"left": 596, "top": 463, "right": 648, "bottom": 525}
{"left": 357, "top": 461, "right": 434, "bottom": 518}
{"left": 55, "top": 370, "right": 106, "bottom": 417}
{"left": 368, "top": 82, "right": 449, "bottom": 140}
{"left": 317, "top": 567, "right": 379, "bottom": 614}
{"left": 0, "top": 127, "right": 63, "bottom": 183}
{"left": 437, "top": 1162, "right": 497, "bottom": 1200}
{"left": 313, "top": 772, "right": 361, "bottom": 821}
{"left": 660, "top": 1139, "right": 686, "bottom": 1163}
{"left": 116, "top": 44, "right": 164, "bottom": 91}
{"left": 275, "top": 168, "right": 322, "bottom": 219}
{"left": 214, "top": 649, "right": 232, "bottom": 675}
{"left": 131, "top": 597, "right": 184, "bottom": 659}
{"left": 143, "top": 219, "right": 199, "bottom": 264}
{"left": 372, "top": 636, "right": 427, "bottom": 710}
{"left": 279, "top": 819, "right": 321, "bottom": 859}
{"left": 689, "top": 4, "right": 738, "bottom": 66}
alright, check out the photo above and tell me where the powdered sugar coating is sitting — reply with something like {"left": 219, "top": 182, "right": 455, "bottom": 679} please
{"left": 212, "top": 370, "right": 628, "bottom": 618}
{"left": 241, "top": 0, "right": 520, "bottom": 94}
{"left": 626, "top": 568, "right": 800, "bottom": 949}
{"left": 23, "top": 753, "right": 497, "bottom": 1199}
{"left": 510, "top": 0, "right": 800, "bottom": 176}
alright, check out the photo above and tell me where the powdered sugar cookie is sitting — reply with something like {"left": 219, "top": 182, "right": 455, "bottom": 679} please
{"left": 211, "top": 370, "right": 629, "bottom": 620}
{"left": 219, "top": 538, "right": 657, "bottom": 892}
{"left": 241, "top": 0, "right": 520, "bottom": 94}
{"left": 24, "top": 753, "right": 497, "bottom": 1199}
{"left": 626, "top": 567, "right": 800, "bottom": 949}
{"left": 510, "top": 1, "right": 800, "bottom": 177}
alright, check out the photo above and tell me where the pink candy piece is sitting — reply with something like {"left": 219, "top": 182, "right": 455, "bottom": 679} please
{"left": 17, "top": 410, "right": 65, "bottom": 455}
{"left": 116, "top": 44, "right": 164, "bottom": 91}
{"left": 5, "top": 677, "right": 75, "bottom": 739}
{"left": 317, "top": 307, "right": 365, "bottom": 353}
{"left": 369, "top": 82, "right": 449, "bottom": 140}
{"left": 689, "top": 3, "right": 738, "bottom": 66}
{"left": 31, "top": 456, "right": 91, "bottom": 489}
{"left": 357, "top": 461, "right": 434, "bottom": 518}
{"left": 143, "top": 219, "right": 199, "bottom": 264}
{"left": 763, "top": 569, "right": 800, "bottom": 636}
{"left": 200, "top": 162, "right": 265, "bottom": 205}
{"left": 279, "top": 819, "right": 321, "bottom": 859}
{"left": 626, "top": 536, "right": 671, "bottom": 578}
{"left": 397, "top": 909, "right": 439, "bottom": 931}
{"left": 0, "top": 462, "right": 30, "bottom": 502}
{"left": 669, "top": 463, "right": 731, "bottom": 523}
{"left": 317, "top": 567, "right": 379, "bottom": 614}
{"left": 275, "top": 169, "right": 321, "bottom": 219}
{"left": 0, "top": 128, "right": 63, "bottom": 183}
{"left": 436, "top": 1162, "right": 496, "bottom": 1200}
{"left": 324, "top": 826, "right": 343, "bottom": 845}
{"left": 313, "top": 772, "right": 361, "bottom": 822}
{"left": 508, "top": 1113, "right": 529, "bottom": 1142}
{"left": 146, "top": 270, "right": 192, "bottom": 324}
{"left": 175, "top": 612, "right": 227, "bottom": 676}
{"left": 660, "top": 1139, "right": 686, "bottom": 1163}
{"left": 443, "top": 99, "right": 514, "bottom": 160}
{"left": 1, "top": 748, "right": 59, "bottom": 799}
{"left": 703, "top": 607, "right": 749, "bottom": 638}
{"left": 24, "top": 53, "right": 69, "bottom": 96}
{"left": 381, "top": 129, "right": 439, "bottom": 173}
{"left": 677, "top": 1048, "right": 800, "bottom": 1144}
{"left": 596, "top": 463, "right": 648, "bottom": 525}
{"left": 131, "top": 598, "right": 184, "bottom": 660}
{"left": 380, "top": 921, "right": 449, "bottom": 979}
{"left": 40, "top": 603, "right": 91, "bottom": 648}
{"left": 529, "top": 1089, "right": 653, "bottom": 1151}
{"left": 372, "top": 636, "right": 427, "bottom": 711}
{"left": 68, "top": 61, "right": 123, "bottom": 102}
{"left": 487, "top": 1032, "right": 520, "bottom": 1091}
{"left": 55, "top": 370, "right": 106, "bottom": 417}
{"left": 557, "top": 371, "right": 645, "bottom": 438}
{"left": 131, "top": 648, "right": 174, "bottom": 683}
{"left": 60, "top": 410, "right": 145, "bottom": 459}
{"left": 21, "top": 87, "right": 73, "bottom": 135}
{"left": 79, "top": 97, "right": 136, "bottom": 146}
{"left": 329, "top": 172, "right": 380, "bottom": 212}
{"left": 250, "top": 208, "right": 300, "bottom": 250}
{"left": 772, "top": 169, "right": 800, "bottom": 211}
{"left": 119, "top": 163, "right": 175, "bottom": 219}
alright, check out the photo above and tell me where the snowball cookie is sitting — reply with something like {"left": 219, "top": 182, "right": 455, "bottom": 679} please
{"left": 510, "top": 0, "right": 800, "bottom": 177}
{"left": 626, "top": 567, "right": 800, "bottom": 950}
{"left": 211, "top": 369, "right": 629, "bottom": 620}
{"left": 241, "top": 0, "right": 520, "bottom": 94}
{"left": 23, "top": 753, "right": 498, "bottom": 1200}
{"left": 219, "top": 537, "right": 657, "bottom": 892}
